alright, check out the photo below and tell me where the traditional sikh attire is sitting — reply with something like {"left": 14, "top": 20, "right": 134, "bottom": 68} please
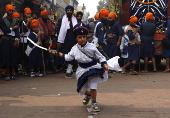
{"left": 12, "top": 12, "right": 22, "bottom": 65}
{"left": 61, "top": 23, "right": 108, "bottom": 95}
{"left": 0, "top": 5, "right": 20, "bottom": 69}
{"left": 162, "top": 20, "right": 170, "bottom": 58}
{"left": 38, "top": 10, "right": 55, "bottom": 40}
{"left": 94, "top": 13, "right": 99, "bottom": 24}
{"left": 94, "top": 9, "right": 109, "bottom": 47}
{"left": 26, "top": 20, "right": 43, "bottom": 71}
{"left": 56, "top": 5, "right": 78, "bottom": 75}
{"left": 104, "top": 12, "right": 123, "bottom": 58}
{"left": 140, "top": 12, "right": 156, "bottom": 57}
{"left": 19, "top": 8, "right": 32, "bottom": 61}
{"left": 126, "top": 16, "right": 140, "bottom": 63}
{"left": 37, "top": 10, "right": 56, "bottom": 73}
{"left": 12, "top": 12, "right": 20, "bottom": 19}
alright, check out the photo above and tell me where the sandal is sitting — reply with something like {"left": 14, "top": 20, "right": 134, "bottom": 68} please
{"left": 82, "top": 95, "right": 91, "bottom": 105}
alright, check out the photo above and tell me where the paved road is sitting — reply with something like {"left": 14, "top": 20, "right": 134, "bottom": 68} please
{"left": 0, "top": 62, "right": 170, "bottom": 118}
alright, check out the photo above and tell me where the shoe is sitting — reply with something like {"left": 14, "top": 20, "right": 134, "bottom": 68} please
{"left": 30, "top": 72, "right": 35, "bottom": 77}
{"left": 65, "top": 73, "right": 73, "bottom": 78}
{"left": 108, "top": 75, "right": 112, "bottom": 79}
{"left": 35, "top": 71, "right": 43, "bottom": 77}
{"left": 91, "top": 102, "right": 100, "bottom": 112}
{"left": 82, "top": 95, "right": 91, "bottom": 105}
{"left": 5, "top": 77, "right": 11, "bottom": 81}
{"left": 11, "top": 76, "right": 17, "bottom": 80}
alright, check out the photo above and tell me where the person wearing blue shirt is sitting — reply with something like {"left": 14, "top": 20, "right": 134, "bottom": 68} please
{"left": 162, "top": 18, "right": 170, "bottom": 72}
{"left": 104, "top": 12, "right": 123, "bottom": 58}
{"left": 140, "top": 12, "right": 157, "bottom": 72}
{"left": 95, "top": 9, "right": 109, "bottom": 51}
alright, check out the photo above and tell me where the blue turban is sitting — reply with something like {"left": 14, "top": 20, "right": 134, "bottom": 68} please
{"left": 73, "top": 23, "right": 88, "bottom": 37}
{"left": 65, "top": 5, "right": 74, "bottom": 11}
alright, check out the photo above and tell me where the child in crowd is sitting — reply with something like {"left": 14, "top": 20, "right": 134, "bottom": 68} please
{"left": 26, "top": 19, "right": 43, "bottom": 77}
{"left": 122, "top": 16, "right": 141, "bottom": 75}
{"left": 120, "top": 25, "right": 129, "bottom": 69}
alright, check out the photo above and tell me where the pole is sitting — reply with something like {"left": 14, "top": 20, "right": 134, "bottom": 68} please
{"left": 52, "top": 0, "right": 54, "bottom": 11}
{"left": 11, "top": 0, "right": 15, "bottom": 5}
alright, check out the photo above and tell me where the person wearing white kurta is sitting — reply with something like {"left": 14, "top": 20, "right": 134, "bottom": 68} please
{"left": 64, "top": 42, "right": 108, "bottom": 95}
{"left": 54, "top": 23, "right": 121, "bottom": 112}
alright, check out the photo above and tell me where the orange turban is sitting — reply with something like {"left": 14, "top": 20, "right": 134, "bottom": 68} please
{"left": 12, "top": 12, "right": 20, "bottom": 18}
{"left": 30, "top": 19, "right": 39, "bottom": 28}
{"left": 129, "top": 15, "right": 138, "bottom": 23}
{"left": 24, "top": 7, "right": 32, "bottom": 15}
{"left": 145, "top": 12, "right": 154, "bottom": 20}
{"left": 5, "top": 4, "right": 15, "bottom": 12}
{"left": 94, "top": 13, "right": 99, "bottom": 20}
{"left": 40, "top": 10, "right": 48, "bottom": 16}
{"left": 108, "top": 12, "right": 116, "bottom": 19}
{"left": 99, "top": 9, "right": 109, "bottom": 19}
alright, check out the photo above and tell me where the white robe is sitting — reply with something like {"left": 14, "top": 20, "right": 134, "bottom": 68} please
{"left": 64, "top": 42, "right": 121, "bottom": 95}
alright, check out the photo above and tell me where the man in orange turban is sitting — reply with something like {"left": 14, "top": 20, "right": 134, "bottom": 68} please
{"left": 5, "top": 4, "right": 15, "bottom": 17}
{"left": 145, "top": 12, "right": 154, "bottom": 20}
{"left": 92, "top": 9, "right": 109, "bottom": 51}
{"left": 40, "top": 10, "right": 48, "bottom": 17}
{"left": 37, "top": 10, "right": 56, "bottom": 74}
{"left": 94, "top": 13, "right": 99, "bottom": 21}
{"left": 121, "top": 15, "right": 141, "bottom": 75}
{"left": 104, "top": 12, "right": 123, "bottom": 58}
{"left": 140, "top": 12, "right": 157, "bottom": 72}
{"left": 19, "top": 7, "right": 32, "bottom": 76}
{"left": 0, "top": 4, "right": 20, "bottom": 81}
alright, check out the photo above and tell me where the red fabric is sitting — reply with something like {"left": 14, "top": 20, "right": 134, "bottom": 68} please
{"left": 37, "top": 17, "right": 55, "bottom": 38}
{"left": 51, "top": 40, "right": 57, "bottom": 49}
{"left": 32, "top": 1, "right": 36, "bottom": 4}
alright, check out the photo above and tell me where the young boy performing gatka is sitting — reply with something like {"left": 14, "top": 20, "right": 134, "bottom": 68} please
{"left": 52, "top": 23, "right": 109, "bottom": 112}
